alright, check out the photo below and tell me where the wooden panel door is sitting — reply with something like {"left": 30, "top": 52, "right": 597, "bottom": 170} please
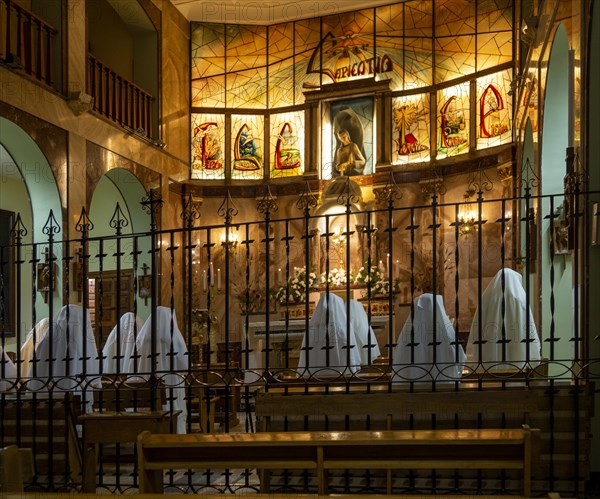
{"left": 89, "top": 270, "right": 134, "bottom": 348}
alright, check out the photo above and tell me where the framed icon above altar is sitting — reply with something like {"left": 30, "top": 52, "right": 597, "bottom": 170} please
{"left": 322, "top": 96, "right": 374, "bottom": 179}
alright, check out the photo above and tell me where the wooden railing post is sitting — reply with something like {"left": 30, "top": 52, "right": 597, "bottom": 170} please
{"left": 86, "top": 54, "right": 155, "bottom": 139}
{"left": 44, "top": 24, "right": 52, "bottom": 84}
{"left": 1, "top": 1, "right": 57, "bottom": 85}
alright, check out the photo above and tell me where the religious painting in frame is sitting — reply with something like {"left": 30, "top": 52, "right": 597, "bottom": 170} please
{"left": 138, "top": 275, "right": 152, "bottom": 299}
{"left": 191, "top": 113, "right": 225, "bottom": 180}
{"left": 391, "top": 92, "right": 431, "bottom": 165}
{"left": 323, "top": 96, "right": 374, "bottom": 179}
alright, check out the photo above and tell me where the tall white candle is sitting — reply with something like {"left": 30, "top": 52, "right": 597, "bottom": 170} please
{"left": 202, "top": 270, "right": 207, "bottom": 292}
{"left": 210, "top": 262, "right": 214, "bottom": 286}
{"left": 217, "top": 268, "right": 222, "bottom": 290}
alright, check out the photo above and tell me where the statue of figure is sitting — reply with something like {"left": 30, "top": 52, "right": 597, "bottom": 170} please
{"left": 334, "top": 129, "right": 366, "bottom": 176}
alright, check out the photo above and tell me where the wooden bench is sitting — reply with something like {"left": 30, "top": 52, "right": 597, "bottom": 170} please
{"left": 79, "top": 410, "right": 179, "bottom": 492}
{"left": 254, "top": 381, "right": 594, "bottom": 495}
{"left": 137, "top": 426, "right": 538, "bottom": 496}
{"left": 0, "top": 445, "right": 35, "bottom": 492}
{"left": 0, "top": 393, "right": 82, "bottom": 488}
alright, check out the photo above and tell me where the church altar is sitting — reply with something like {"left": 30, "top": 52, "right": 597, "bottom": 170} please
{"left": 243, "top": 316, "right": 392, "bottom": 381}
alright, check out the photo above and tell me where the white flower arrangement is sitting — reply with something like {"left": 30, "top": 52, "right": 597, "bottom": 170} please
{"left": 352, "top": 265, "right": 384, "bottom": 286}
{"left": 320, "top": 267, "right": 348, "bottom": 288}
{"left": 271, "top": 266, "right": 320, "bottom": 304}
{"left": 353, "top": 265, "right": 401, "bottom": 298}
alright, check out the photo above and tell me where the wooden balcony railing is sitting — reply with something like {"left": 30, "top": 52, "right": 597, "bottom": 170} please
{"left": 0, "top": 0, "right": 58, "bottom": 86}
{"left": 87, "top": 54, "right": 155, "bottom": 139}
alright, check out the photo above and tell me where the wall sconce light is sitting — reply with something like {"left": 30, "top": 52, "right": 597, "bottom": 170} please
{"left": 221, "top": 232, "right": 238, "bottom": 254}
{"left": 458, "top": 189, "right": 478, "bottom": 236}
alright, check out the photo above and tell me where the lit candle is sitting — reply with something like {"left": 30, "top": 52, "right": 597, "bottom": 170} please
{"left": 277, "top": 268, "right": 282, "bottom": 285}
{"left": 202, "top": 270, "right": 207, "bottom": 292}
{"left": 210, "top": 262, "right": 214, "bottom": 286}
{"left": 379, "top": 259, "right": 384, "bottom": 273}
{"left": 386, "top": 253, "right": 390, "bottom": 274}
{"left": 217, "top": 268, "right": 222, "bottom": 290}
{"left": 394, "top": 259, "right": 400, "bottom": 279}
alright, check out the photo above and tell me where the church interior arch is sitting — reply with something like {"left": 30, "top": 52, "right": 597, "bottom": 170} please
{"left": 539, "top": 23, "right": 573, "bottom": 374}
{"left": 87, "top": 168, "right": 152, "bottom": 337}
{"left": 0, "top": 118, "right": 62, "bottom": 346}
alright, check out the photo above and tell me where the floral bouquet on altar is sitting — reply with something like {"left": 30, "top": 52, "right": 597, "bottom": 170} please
{"left": 320, "top": 267, "right": 348, "bottom": 288}
{"left": 271, "top": 266, "right": 320, "bottom": 304}
{"left": 353, "top": 265, "right": 401, "bottom": 299}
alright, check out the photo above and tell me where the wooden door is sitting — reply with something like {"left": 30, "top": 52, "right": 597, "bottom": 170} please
{"left": 89, "top": 270, "right": 134, "bottom": 348}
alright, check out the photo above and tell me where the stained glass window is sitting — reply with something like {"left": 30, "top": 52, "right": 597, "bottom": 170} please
{"left": 374, "top": 3, "right": 405, "bottom": 91}
{"left": 268, "top": 22, "right": 295, "bottom": 108}
{"left": 435, "top": 35, "right": 476, "bottom": 83}
{"left": 476, "top": 69, "right": 512, "bottom": 149}
{"left": 231, "top": 114, "right": 264, "bottom": 180}
{"left": 476, "top": 0, "right": 512, "bottom": 71}
{"left": 189, "top": 0, "right": 514, "bottom": 179}
{"left": 319, "top": 9, "right": 376, "bottom": 86}
{"left": 437, "top": 82, "right": 470, "bottom": 159}
{"left": 191, "top": 23, "right": 225, "bottom": 107}
{"left": 434, "top": 0, "right": 475, "bottom": 83}
{"left": 392, "top": 93, "right": 430, "bottom": 164}
{"left": 295, "top": 17, "right": 322, "bottom": 95}
{"left": 226, "top": 25, "right": 268, "bottom": 109}
{"left": 191, "top": 113, "right": 226, "bottom": 180}
{"left": 270, "top": 111, "right": 304, "bottom": 178}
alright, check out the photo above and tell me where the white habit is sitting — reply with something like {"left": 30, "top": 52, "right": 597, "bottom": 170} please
{"left": 297, "top": 293, "right": 361, "bottom": 376}
{"left": 28, "top": 305, "right": 100, "bottom": 411}
{"left": 20, "top": 317, "right": 50, "bottom": 379}
{"left": 348, "top": 299, "right": 381, "bottom": 364}
{"left": 392, "top": 293, "right": 465, "bottom": 383}
{"left": 136, "top": 306, "right": 189, "bottom": 434}
{"left": 0, "top": 348, "right": 17, "bottom": 392}
{"left": 103, "top": 312, "right": 145, "bottom": 374}
{"left": 466, "top": 268, "right": 541, "bottom": 370}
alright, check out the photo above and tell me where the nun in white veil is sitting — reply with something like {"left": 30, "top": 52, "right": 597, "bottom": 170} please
{"left": 0, "top": 348, "right": 17, "bottom": 392}
{"left": 135, "top": 306, "right": 189, "bottom": 434}
{"left": 28, "top": 305, "right": 101, "bottom": 411}
{"left": 466, "top": 268, "right": 541, "bottom": 370}
{"left": 20, "top": 317, "right": 50, "bottom": 379}
{"left": 392, "top": 293, "right": 465, "bottom": 384}
{"left": 348, "top": 300, "right": 380, "bottom": 365}
{"left": 102, "top": 312, "right": 145, "bottom": 374}
{"left": 297, "top": 293, "right": 361, "bottom": 376}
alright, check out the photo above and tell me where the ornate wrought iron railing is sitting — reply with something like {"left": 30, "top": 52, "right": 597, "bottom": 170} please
{"left": 0, "top": 181, "right": 596, "bottom": 495}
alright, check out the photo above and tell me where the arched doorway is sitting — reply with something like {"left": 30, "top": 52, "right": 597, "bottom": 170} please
{"left": 0, "top": 117, "right": 62, "bottom": 349}
{"left": 539, "top": 23, "right": 573, "bottom": 373}
{"left": 87, "top": 168, "right": 151, "bottom": 345}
